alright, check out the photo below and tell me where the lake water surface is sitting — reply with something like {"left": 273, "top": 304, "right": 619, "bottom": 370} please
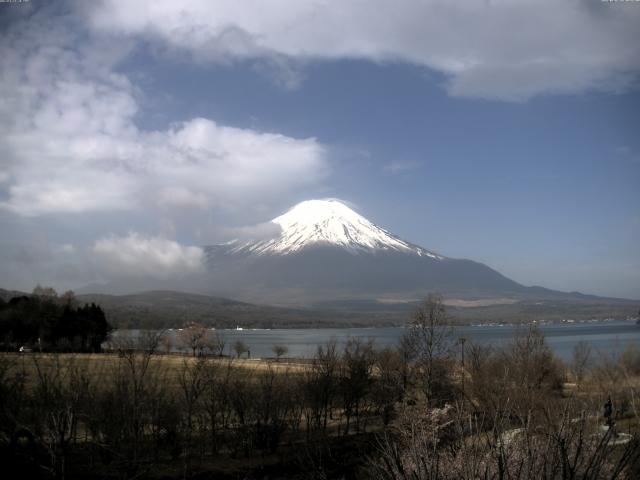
{"left": 116, "top": 320, "right": 640, "bottom": 361}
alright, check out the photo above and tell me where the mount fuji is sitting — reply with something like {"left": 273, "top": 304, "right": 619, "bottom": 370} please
{"left": 203, "top": 199, "right": 534, "bottom": 304}
{"left": 77, "top": 198, "right": 636, "bottom": 322}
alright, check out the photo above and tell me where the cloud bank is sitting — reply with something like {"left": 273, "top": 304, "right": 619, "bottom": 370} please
{"left": 90, "top": 0, "right": 640, "bottom": 101}
{"left": 92, "top": 233, "right": 204, "bottom": 278}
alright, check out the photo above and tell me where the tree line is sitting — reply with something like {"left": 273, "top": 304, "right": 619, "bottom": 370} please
{"left": 0, "top": 286, "right": 112, "bottom": 353}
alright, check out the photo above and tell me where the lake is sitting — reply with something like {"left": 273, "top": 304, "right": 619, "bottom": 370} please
{"left": 114, "top": 319, "right": 640, "bottom": 361}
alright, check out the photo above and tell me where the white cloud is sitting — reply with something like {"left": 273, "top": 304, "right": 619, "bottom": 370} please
{"left": 0, "top": 7, "right": 327, "bottom": 217}
{"left": 57, "top": 244, "right": 76, "bottom": 254}
{"left": 92, "top": 233, "right": 204, "bottom": 278}
{"left": 164, "top": 118, "right": 325, "bottom": 195}
{"left": 223, "top": 222, "right": 282, "bottom": 242}
{"left": 89, "top": 0, "right": 640, "bottom": 101}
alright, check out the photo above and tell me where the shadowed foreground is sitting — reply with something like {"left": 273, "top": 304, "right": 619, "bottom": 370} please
{"left": 1, "top": 299, "right": 639, "bottom": 479}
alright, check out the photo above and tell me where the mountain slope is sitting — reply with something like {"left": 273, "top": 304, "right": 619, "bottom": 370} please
{"left": 74, "top": 199, "right": 635, "bottom": 310}
{"left": 204, "top": 199, "right": 528, "bottom": 304}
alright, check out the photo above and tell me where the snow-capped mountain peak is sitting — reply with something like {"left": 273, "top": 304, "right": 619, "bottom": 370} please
{"left": 229, "top": 199, "right": 443, "bottom": 258}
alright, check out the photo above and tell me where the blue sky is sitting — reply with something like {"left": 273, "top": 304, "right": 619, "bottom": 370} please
{"left": 0, "top": 1, "right": 639, "bottom": 298}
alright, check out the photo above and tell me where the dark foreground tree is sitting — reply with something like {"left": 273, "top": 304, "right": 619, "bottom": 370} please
{"left": 0, "top": 290, "right": 111, "bottom": 352}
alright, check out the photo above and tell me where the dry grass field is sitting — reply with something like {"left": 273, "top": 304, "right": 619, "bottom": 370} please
{"left": 1, "top": 352, "right": 312, "bottom": 391}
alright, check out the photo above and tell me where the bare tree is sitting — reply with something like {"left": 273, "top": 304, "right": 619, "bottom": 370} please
{"left": 314, "top": 339, "right": 339, "bottom": 432}
{"left": 59, "top": 290, "right": 77, "bottom": 308}
{"left": 31, "top": 355, "right": 91, "bottom": 479}
{"left": 211, "top": 332, "right": 226, "bottom": 357}
{"left": 160, "top": 332, "right": 173, "bottom": 354}
{"left": 32, "top": 284, "right": 58, "bottom": 299}
{"left": 233, "top": 340, "right": 249, "bottom": 359}
{"left": 139, "top": 329, "right": 166, "bottom": 355}
{"left": 372, "top": 347, "right": 405, "bottom": 425}
{"left": 403, "top": 293, "right": 454, "bottom": 406}
{"left": 178, "top": 323, "right": 211, "bottom": 356}
{"left": 505, "top": 326, "right": 563, "bottom": 417}
{"left": 203, "top": 357, "right": 234, "bottom": 455}
{"left": 340, "top": 337, "right": 375, "bottom": 435}
{"left": 572, "top": 340, "right": 592, "bottom": 384}
{"left": 97, "top": 344, "right": 168, "bottom": 476}
{"left": 272, "top": 344, "right": 288, "bottom": 361}
{"left": 226, "top": 366, "right": 257, "bottom": 457}
{"left": 178, "top": 357, "right": 207, "bottom": 476}
{"left": 371, "top": 396, "right": 640, "bottom": 480}
{"left": 255, "top": 365, "right": 296, "bottom": 453}
{"left": 467, "top": 327, "right": 563, "bottom": 419}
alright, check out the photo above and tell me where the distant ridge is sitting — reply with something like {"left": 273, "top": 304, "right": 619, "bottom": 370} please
{"left": 0, "top": 288, "right": 397, "bottom": 329}
{"left": 3, "top": 288, "right": 636, "bottom": 329}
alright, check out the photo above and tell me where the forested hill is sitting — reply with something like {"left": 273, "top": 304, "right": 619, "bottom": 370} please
{"left": 73, "top": 290, "right": 391, "bottom": 329}
{"left": 0, "top": 289, "right": 394, "bottom": 329}
{"left": 1, "top": 288, "right": 637, "bottom": 330}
